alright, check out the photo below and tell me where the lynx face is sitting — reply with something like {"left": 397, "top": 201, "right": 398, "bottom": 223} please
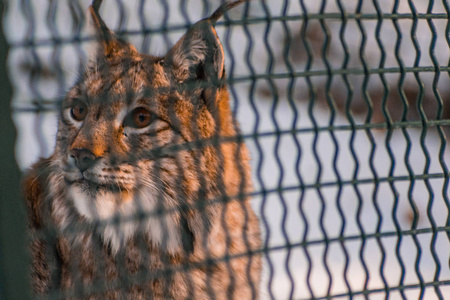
{"left": 58, "top": 58, "right": 178, "bottom": 252}
{"left": 53, "top": 7, "right": 227, "bottom": 253}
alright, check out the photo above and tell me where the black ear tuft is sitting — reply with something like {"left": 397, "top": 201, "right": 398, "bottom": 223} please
{"left": 92, "top": 0, "right": 103, "bottom": 12}
{"left": 86, "top": 1, "right": 137, "bottom": 61}
{"left": 209, "top": 0, "right": 248, "bottom": 24}
{"left": 164, "top": 19, "right": 225, "bottom": 84}
{"left": 88, "top": 1, "right": 113, "bottom": 44}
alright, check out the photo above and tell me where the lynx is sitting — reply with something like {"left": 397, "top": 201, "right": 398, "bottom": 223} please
{"left": 22, "top": 0, "right": 262, "bottom": 298}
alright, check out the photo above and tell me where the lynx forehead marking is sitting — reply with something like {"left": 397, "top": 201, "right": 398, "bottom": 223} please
{"left": 84, "top": 76, "right": 104, "bottom": 96}
{"left": 151, "top": 62, "right": 170, "bottom": 88}
{"left": 81, "top": 59, "right": 169, "bottom": 106}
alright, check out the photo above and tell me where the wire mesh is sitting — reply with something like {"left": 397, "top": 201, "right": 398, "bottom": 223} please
{"left": 2, "top": 0, "right": 450, "bottom": 299}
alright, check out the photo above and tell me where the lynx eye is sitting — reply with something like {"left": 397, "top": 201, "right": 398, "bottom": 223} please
{"left": 129, "top": 107, "right": 153, "bottom": 129}
{"left": 70, "top": 101, "right": 88, "bottom": 121}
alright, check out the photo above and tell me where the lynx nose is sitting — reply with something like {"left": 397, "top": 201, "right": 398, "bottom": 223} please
{"left": 70, "top": 149, "right": 98, "bottom": 172}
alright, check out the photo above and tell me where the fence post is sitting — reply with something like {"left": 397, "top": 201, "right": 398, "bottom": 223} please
{"left": 0, "top": 1, "right": 31, "bottom": 299}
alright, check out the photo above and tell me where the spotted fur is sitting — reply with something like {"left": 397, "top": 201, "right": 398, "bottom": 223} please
{"left": 23, "top": 0, "right": 261, "bottom": 299}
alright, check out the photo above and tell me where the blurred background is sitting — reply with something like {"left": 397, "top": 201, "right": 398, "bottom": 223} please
{"left": 2, "top": 0, "right": 450, "bottom": 299}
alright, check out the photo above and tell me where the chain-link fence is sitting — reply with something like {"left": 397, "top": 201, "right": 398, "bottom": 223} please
{"left": 1, "top": 0, "right": 450, "bottom": 299}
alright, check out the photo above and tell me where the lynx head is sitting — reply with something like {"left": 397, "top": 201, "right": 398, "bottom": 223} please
{"left": 53, "top": 1, "right": 246, "bottom": 253}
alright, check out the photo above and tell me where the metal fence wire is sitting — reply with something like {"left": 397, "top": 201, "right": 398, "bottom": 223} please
{"left": 2, "top": 0, "right": 450, "bottom": 299}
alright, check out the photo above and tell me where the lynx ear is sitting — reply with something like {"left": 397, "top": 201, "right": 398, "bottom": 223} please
{"left": 86, "top": 0, "right": 136, "bottom": 61}
{"left": 165, "top": 19, "right": 225, "bottom": 84}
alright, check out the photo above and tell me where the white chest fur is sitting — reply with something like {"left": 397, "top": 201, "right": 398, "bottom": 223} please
{"left": 68, "top": 184, "right": 183, "bottom": 254}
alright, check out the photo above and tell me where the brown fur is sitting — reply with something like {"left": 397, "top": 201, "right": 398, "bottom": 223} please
{"left": 23, "top": 1, "right": 261, "bottom": 299}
